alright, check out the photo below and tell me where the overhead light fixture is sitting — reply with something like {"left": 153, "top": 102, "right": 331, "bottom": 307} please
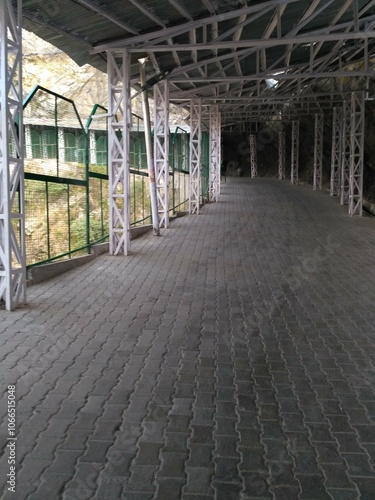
{"left": 265, "top": 78, "right": 278, "bottom": 89}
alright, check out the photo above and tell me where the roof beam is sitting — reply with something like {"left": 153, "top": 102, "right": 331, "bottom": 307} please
{"left": 128, "top": 0, "right": 166, "bottom": 27}
{"left": 92, "top": 0, "right": 301, "bottom": 52}
{"left": 169, "top": 71, "right": 375, "bottom": 83}
{"left": 285, "top": 0, "right": 334, "bottom": 66}
{"left": 172, "top": 91, "right": 356, "bottom": 102}
{"left": 202, "top": 0, "right": 216, "bottom": 15}
{"left": 163, "top": 13, "right": 375, "bottom": 81}
{"left": 210, "top": 5, "right": 275, "bottom": 43}
{"left": 167, "top": 0, "right": 193, "bottom": 20}
{"left": 72, "top": 0, "right": 139, "bottom": 35}
{"left": 126, "top": 31, "right": 375, "bottom": 52}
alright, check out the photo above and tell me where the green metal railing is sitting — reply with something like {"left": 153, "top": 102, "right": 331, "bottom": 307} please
{"left": 23, "top": 86, "right": 88, "bottom": 267}
{"left": 21, "top": 87, "right": 205, "bottom": 268}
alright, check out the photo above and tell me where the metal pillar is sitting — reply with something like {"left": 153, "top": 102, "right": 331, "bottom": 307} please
{"left": 189, "top": 99, "right": 202, "bottom": 214}
{"left": 107, "top": 49, "right": 131, "bottom": 255}
{"left": 340, "top": 99, "right": 351, "bottom": 206}
{"left": 330, "top": 107, "right": 342, "bottom": 196}
{"left": 291, "top": 120, "right": 299, "bottom": 184}
{"left": 154, "top": 80, "right": 170, "bottom": 228}
{"left": 0, "top": 0, "right": 26, "bottom": 310}
{"left": 250, "top": 134, "right": 258, "bottom": 178}
{"left": 209, "top": 104, "right": 220, "bottom": 202}
{"left": 218, "top": 112, "right": 222, "bottom": 195}
{"left": 58, "top": 128, "right": 65, "bottom": 164}
{"left": 25, "top": 125, "right": 32, "bottom": 160}
{"left": 278, "top": 131, "right": 285, "bottom": 180}
{"left": 89, "top": 130, "right": 96, "bottom": 165}
{"left": 313, "top": 114, "right": 324, "bottom": 190}
{"left": 140, "top": 61, "right": 160, "bottom": 236}
{"left": 349, "top": 92, "right": 365, "bottom": 216}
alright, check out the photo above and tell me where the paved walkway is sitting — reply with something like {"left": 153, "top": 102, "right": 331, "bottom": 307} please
{"left": 1, "top": 178, "right": 375, "bottom": 500}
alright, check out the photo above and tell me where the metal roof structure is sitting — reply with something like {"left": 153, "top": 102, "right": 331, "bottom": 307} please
{"left": 18, "top": 0, "right": 375, "bottom": 125}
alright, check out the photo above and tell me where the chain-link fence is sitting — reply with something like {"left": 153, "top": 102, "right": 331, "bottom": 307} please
{"left": 22, "top": 87, "right": 193, "bottom": 267}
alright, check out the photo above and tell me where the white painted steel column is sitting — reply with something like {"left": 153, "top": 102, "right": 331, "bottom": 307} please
{"left": 140, "top": 61, "right": 160, "bottom": 236}
{"left": 330, "top": 107, "right": 342, "bottom": 196}
{"left": 58, "top": 127, "right": 65, "bottom": 164}
{"left": 313, "top": 114, "right": 324, "bottom": 190}
{"left": 278, "top": 131, "right": 285, "bottom": 180}
{"left": 107, "top": 49, "right": 131, "bottom": 255}
{"left": 209, "top": 104, "right": 220, "bottom": 202}
{"left": 89, "top": 130, "right": 96, "bottom": 165}
{"left": 217, "top": 111, "right": 222, "bottom": 195}
{"left": 250, "top": 134, "right": 258, "bottom": 178}
{"left": 340, "top": 100, "right": 351, "bottom": 206}
{"left": 189, "top": 99, "right": 202, "bottom": 214}
{"left": 349, "top": 92, "right": 365, "bottom": 216}
{"left": 291, "top": 120, "right": 299, "bottom": 185}
{"left": 25, "top": 125, "right": 32, "bottom": 159}
{"left": 0, "top": 0, "right": 26, "bottom": 310}
{"left": 154, "top": 80, "right": 170, "bottom": 228}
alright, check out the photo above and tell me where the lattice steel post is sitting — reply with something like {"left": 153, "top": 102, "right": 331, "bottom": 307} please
{"left": 0, "top": 0, "right": 26, "bottom": 310}
{"left": 25, "top": 125, "right": 32, "bottom": 159}
{"left": 291, "top": 120, "right": 299, "bottom": 184}
{"left": 313, "top": 114, "right": 324, "bottom": 190}
{"left": 154, "top": 81, "right": 170, "bottom": 228}
{"left": 89, "top": 130, "right": 96, "bottom": 165}
{"left": 349, "top": 92, "right": 365, "bottom": 216}
{"left": 250, "top": 134, "right": 258, "bottom": 178}
{"left": 218, "top": 111, "right": 222, "bottom": 195}
{"left": 209, "top": 104, "right": 220, "bottom": 202}
{"left": 107, "top": 49, "right": 131, "bottom": 255}
{"left": 58, "top": 128, "right": 65, "bottom": 163}
{"left": 330, "top": 107, "right": 342, "bottom": 196}
{"left": 340, "top": 100, "right": 351, "bottom": 205}
{"left": 189, "top": 99, "right": 202, "bottom": 214}
{"left": 278, "top": 131, "right": 285, "bottom": 180}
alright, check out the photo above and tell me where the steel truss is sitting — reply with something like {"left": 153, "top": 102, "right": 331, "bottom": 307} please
{"left": 107, "top": 49, "right": 131, "bottom": 255}
{"left": 189, "top": 99, "right": 202, "bottom": 214}
{"left": 0, "top": 0, "right": 26, "bottom": 310}
{"left": 278, "top": 131, "right": 286, "bottom": 180}
{"left": 349, "top": 92, "right": 365, "bottom": 216}
{"left": 313, "top": 113, "right": 324, "bottom": 190}
{"left": 330, "top": 107, "right": 342, "bottom": 196}
{"left": 154, "top": 81, "right": 170, "bottom": 228}
{"left": 249, "top": 134, "right": 258, "bottom": 178}
{"left": 291, "top": 120, "right": 299, "bottom": 185}
{"left": 209, "top": 104, "right": 221, "bottom": 202}
{"left": 340, "top": 99, "right": 352, "bottom": 206}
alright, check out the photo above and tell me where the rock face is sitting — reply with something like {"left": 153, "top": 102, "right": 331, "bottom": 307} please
{"left": 22, "top": 30, "right": 188, "bottom": 125}
{"left": 23, "top": 30, "right": 108, "bottom": 120}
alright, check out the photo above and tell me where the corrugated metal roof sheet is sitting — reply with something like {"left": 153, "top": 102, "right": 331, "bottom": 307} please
{"left": 16, "top": 0, "right": 375, "bottom": 123}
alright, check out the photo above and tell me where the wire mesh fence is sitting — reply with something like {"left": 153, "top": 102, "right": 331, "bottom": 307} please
{"left": 21, "top": 86, "right": 202, "bottom": 267}
{"left": 171, "top": 128, "right": 190, "bottom": 212}
{"left": 23, "top": 86, "right": 88, "bottom": 266}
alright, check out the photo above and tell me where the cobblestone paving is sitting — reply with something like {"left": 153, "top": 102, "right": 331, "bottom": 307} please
{"left": 1, "top": 178, "right": 375, "bottom": 499}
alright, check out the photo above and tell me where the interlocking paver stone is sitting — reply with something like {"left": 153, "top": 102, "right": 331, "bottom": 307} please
{"left": 1, "top": 179, "right": 375, "bottom": 498}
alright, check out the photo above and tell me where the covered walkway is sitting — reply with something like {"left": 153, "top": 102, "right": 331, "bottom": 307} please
{"left": 1, "top": 178, "right": 375, "bottom": 499}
